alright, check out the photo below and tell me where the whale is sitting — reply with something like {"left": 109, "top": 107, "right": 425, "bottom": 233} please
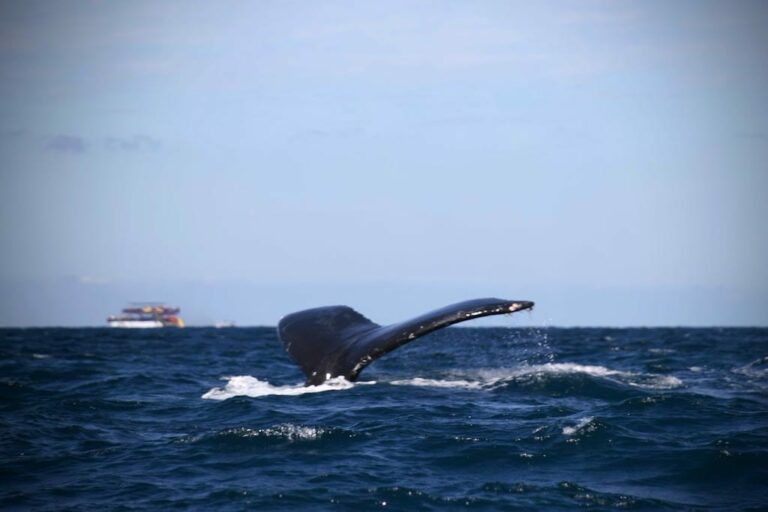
{"left": 278, "top": 297, "right": 534, "bottom": 385}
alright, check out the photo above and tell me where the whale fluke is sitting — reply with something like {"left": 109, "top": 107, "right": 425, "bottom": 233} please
{"left": 278, "top": 298, "right": 534, "bottom": 385}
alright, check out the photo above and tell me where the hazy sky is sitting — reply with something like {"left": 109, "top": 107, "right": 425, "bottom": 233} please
{"left": 1, "top": 1, "right": 766, "bottom": 326}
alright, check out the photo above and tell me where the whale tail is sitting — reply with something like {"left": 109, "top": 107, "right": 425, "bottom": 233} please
{"left": 277, "top": 298, "right": 534, "bottom": 385}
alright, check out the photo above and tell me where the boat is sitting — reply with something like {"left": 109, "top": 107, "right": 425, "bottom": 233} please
{"left": 107, "top": 304, "right": 185, "bottom": 328}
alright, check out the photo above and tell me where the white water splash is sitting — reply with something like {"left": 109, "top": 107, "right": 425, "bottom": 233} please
{"left": 201, "top": 375, "right": 356, "bottom": 400}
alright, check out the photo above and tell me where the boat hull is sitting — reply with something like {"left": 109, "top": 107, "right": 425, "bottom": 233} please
{"left": 107, "top": 320, "right": 164, "bottom": 329}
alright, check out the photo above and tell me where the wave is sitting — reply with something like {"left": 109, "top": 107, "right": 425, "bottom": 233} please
{"left": 174, "top": 423, "right": 363, "bottom": 448}
{"left": 203, "top": 363, "right": 683, "bottom": 400}
{"left": 733, "top": 356, "right": 768, "bottom": 379}
{"left": 389, "top": 377, "right": 483, "bottom": 390}
{"left": 201, "top": 375, "right": 358, "bottom": 400}
{"left": 203, "top": 424, "right": 329, "bottom": 442}
{"left": 391, "top": 363, "right": 683, "bottom": 391}
{"left": 562, "top": 416, "right": 595, "bottom": 435}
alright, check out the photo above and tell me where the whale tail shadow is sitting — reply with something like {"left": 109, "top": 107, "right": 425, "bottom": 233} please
{"left": 277, "top": 298, "right": 534, "bottom": 385}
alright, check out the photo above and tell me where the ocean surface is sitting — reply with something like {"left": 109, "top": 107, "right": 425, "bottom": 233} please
{"left": 1, "top": 326, "right": 767, "bottom": 510}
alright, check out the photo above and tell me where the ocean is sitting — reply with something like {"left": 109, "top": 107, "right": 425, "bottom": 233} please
{"left": 1, "top": 326, "right": 767, "bottom": 510}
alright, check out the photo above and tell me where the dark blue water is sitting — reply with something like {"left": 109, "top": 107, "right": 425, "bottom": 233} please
{"left": 2, "top": 327, "right": 767, "bottom": 510}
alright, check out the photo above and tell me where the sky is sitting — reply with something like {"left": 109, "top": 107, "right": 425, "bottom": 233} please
{"left": 1, "top": 1, "right": 767, "bottom": 326}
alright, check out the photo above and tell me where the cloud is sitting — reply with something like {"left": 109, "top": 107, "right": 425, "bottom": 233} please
{"left": 104, "top": 134, "right": 161, "bottom": 152}
{"left": 46, "top": 134, "right": 86, "bottom": 153}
